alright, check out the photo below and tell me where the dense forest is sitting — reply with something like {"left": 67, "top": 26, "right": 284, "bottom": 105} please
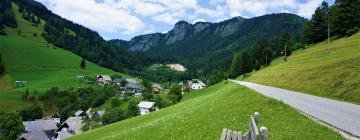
{"left": 303, "top": 0, "right": 360, "bottom": 44}
{"left": 0, "top": 0, "right": 17, "bottom": 34}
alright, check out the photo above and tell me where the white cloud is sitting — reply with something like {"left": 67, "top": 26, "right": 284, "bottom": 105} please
{"left": 297, "top": 0, "right": 323, "bottom": 18}
{"left": 40, "top": 0, "right": 144, "bottom": 36}
{"left": 192, "top": 18, "right": 206, "bottom": 24}
{"left": 36, "top": 0, "right": 327, "bottom": 39}
{"left": 152, "top": 13, "right": 179, "bottom": 24}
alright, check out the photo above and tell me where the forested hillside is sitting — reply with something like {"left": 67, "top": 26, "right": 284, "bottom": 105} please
{"left": 111, "top": 13, "right": 306, "bottom": 81}
{"left": 9, "top": 0, "right": 163, "bottom": 73}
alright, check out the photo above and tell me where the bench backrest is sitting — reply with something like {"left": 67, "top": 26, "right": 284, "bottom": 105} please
{"left": 248, "top": 116, "right": 260, "bottom": 140}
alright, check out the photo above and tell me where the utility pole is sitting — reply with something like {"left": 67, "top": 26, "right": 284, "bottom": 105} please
{"left": 284, "top": 44, "right": 287, "bottom": 62}
{"left": 327, "top": 22, "right": 330, "bottom": 53}
{"left": 265, "top": 55, "right": 268, "bottom": 66}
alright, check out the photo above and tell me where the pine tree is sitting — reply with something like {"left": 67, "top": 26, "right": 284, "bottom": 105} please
{"left": 80, "top": 58, "right": 86, "bottom": 69}
{"left": 303, "top": 2, "right": 330, "bottom": 44}
{"left": 229, "top": 53, "right": 241, "bottom": 78}
{"left": 0, "top": 52, "right": 4, "bottom": 75}
{"left": 333, "top": 0, "right": 360, "bottom": 36}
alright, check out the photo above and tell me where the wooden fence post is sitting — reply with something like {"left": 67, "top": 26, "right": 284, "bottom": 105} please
{"left": 254, "top": 112, "right": 260, "bottom": 125}
{"left": 260, "top": 127, "right": 268, "bottom": 140}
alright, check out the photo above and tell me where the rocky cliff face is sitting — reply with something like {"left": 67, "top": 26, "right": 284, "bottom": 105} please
{"left": 128, "top": 33, "right": 163, "bottom": 51}
{"left": 111, "top": 14, "right": 302, "bottom": 53}
{"left": 120, "top": 17, "right": 243, "bottom": 51}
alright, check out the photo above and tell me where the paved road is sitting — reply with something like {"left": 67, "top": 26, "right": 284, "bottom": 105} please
{"left": 231, "top": 80, "right": 360, "bottom": 138}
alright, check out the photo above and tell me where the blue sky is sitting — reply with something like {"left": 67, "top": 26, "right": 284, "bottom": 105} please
{"left": 36, "top": 0, "right": 334, "bottom": 40}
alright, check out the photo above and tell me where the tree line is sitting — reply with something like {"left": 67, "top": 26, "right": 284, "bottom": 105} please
{"left": 303, "top": 0, "right": 360, "bottom": 45}
{"left": 0, "top": 0, "right": 17, "bottom": 35}
{"left": 229, "top": 32, "right": 301, "bottom": 78}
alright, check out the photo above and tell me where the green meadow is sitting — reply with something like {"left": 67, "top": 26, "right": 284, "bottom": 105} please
{"left": 0, "top": 4, "right": 125, "bottom": 111}
{"left": 69, "top": 81, "right": 342, "bottom": 140}
{"left": 245, "top": 33, "right": 360, "bottom": 104}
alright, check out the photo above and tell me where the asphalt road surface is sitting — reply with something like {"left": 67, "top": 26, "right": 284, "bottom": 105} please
{"left": 231, "top": 80, "right": 360, "bottom": 138}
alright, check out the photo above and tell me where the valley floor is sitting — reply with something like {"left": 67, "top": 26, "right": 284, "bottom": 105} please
{"left": 69, "top": 81, "right": 343, "bottom": 140}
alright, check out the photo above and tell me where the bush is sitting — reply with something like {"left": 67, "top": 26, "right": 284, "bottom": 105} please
{"left": 102, "top": 108, "right": 127, "bottom": 125}
{"left": 19, "top": 105, "right": 43, "bottom": 121}
{"left": 110, "top": 98, "right": 122, "bottom": 108}
{"left": 346, "top": 27, "right": 359, "bottom": 37}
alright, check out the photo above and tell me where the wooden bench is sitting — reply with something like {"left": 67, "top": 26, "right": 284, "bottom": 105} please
{"left": 220, "top": 112, "right": 268, "bottom": 140}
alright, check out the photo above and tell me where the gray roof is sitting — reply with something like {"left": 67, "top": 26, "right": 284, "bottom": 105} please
{"left": 64, "top": 117, "right": 83, "bottom": 134}
{"left": 21, "top": 119, "right": 58, "bottom": 140}
{"left": 93, "top": 111, "right": 105, "bottom": 118}
{"left": 112, "top": 78, "right": 124, "bottom": 83}
{"left": 74, "top": 109, "right": 85, "bottom": 116}
{"left": 152, "top": 84, "right": 163, "bottom": 90}
{"left": 126, "top": 79, "right": 142, "bottom": 89}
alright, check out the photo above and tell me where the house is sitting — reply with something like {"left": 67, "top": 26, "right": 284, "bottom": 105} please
{"left": 134, "top": 92, "right": 142, "bottom": 97}
{"left": 51, "top": 113, "right": 61, "bottom": 125}
{"left": 112, "top": 78, "right": 124, "bottom": 86}
{"left": 20, "top": 119, "right": 58, "bottom": 140}
{"left": 74, "top": 109, "right": 86, "bottom": 118}
{"left": 92, "top": 110, "right": 105, "bottom": 119}
{"left": 191, "top": 79, "right": 206, "bottom": 90}
{"left": 152, "top": 84, "right": 163, "bottom": 93}
{"left": 126, "top": 79, "right": 143, "bottom": 93}
{"left": 138, "top": 101, "right": 159, "bottom": 115}
{"left": 56, "top": 116, "right": 83, "bottom": 140}
{"left": 96, "top": 75, "right": 112, "bottom": 85}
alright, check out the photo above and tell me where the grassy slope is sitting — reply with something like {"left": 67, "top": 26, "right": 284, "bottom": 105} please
{"left": 245, "top": 33, "right": 360, "bottom": 104}
{"left": 69, "top": 81, "right": 342, "bottom": 140}
{"left": 0, "top": 4, "right": 125, "bottom": 111}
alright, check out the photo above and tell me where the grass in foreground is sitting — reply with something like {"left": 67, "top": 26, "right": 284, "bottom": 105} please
{"left": 69, "top": 81, "right": 342, "bottom": 140}
{"left": 245, "top": 33, "right": 360, "bottom": 104}
{"left": 0, "top": 3, "right": 125, "bottom": 111}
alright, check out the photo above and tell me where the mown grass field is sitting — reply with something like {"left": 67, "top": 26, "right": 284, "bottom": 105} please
{"left": 69, "top": 81, "right": 342, "bottom": 140}
{"left": 0, "top": 4, "right": 125, "bottom": 111}
{"left": 245, "top": 33, "right": 360, "bottom": 104}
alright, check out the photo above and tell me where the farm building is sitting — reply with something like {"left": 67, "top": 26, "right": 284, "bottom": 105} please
{"left": 138, "top": 101, "right": 159, "bottom": 115}
{"left": 191, "top": 79, "right": 206, "bottom": 90}
{"left": 152, "top": 84, "right": 164, "bottom": 93}
{"left": 20, "top": 119, "right": 58, "bottom": 140}
{"left": 96, "top": 75, "right": 112, "bottom": 85}
{"left": 57, "top": 116, "right": 83, "bottom": 139}
{"left": 126, "top": 79, "right": 143, "bottom": 93}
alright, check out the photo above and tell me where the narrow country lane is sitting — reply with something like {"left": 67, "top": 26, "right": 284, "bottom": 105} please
{"left": 231, "top": 80, "right": 360, "bottom": 139}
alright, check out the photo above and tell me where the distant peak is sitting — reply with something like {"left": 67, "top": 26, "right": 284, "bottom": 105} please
{"left": 175, "top": 21, "right": 190, "bottom": 26}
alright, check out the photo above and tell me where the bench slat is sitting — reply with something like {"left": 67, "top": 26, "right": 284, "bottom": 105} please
{"left": 220, "top": 128, "right": 228, "bottom": 140}
{"left": 238, "top": 131, "right": 243, "bottom": 140}
{"left": 232, "top": 131, "right": 238, "bottom": 140}
{"left": 226, "top": 129, "right": 233, "bottom": 140}
{"left": 249, "top": 116, "right": 260, "bottom": 140}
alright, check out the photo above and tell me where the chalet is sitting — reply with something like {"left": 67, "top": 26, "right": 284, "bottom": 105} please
{"left": 96, "top": 75, "right": 112, "bottom": 85}
{"left": 74, "top": 109, "right": 86, "bottom": 118}
{"left": 191, "top": 79, "right": 206, "bottom": 90}
{"left": 92, "top": 110, "right": 105, "bottom": 119}
{"left": 20, "top": 119, "right": 58, "bottom": 140}
{"left": 138, "top": 101, "right": 159, "bottom": 115}
{"left": 51, "top": 113, "right": 61, "bottom": 125}
{"left": 56, "top": 117, "right": 83, "bottom": 140}
{"left": 152, "top": 84, "right": 164, "bottom": 93}
{"left": 112, "top": 78, "right": 124, "bottom": 86}
{"left": 126, "top": 79, "right": 143, "bottom": 93}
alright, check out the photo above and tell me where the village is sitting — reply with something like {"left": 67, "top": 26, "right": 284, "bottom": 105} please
{"left": 19, "top": 75, "right": 207, "bottom": 140}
